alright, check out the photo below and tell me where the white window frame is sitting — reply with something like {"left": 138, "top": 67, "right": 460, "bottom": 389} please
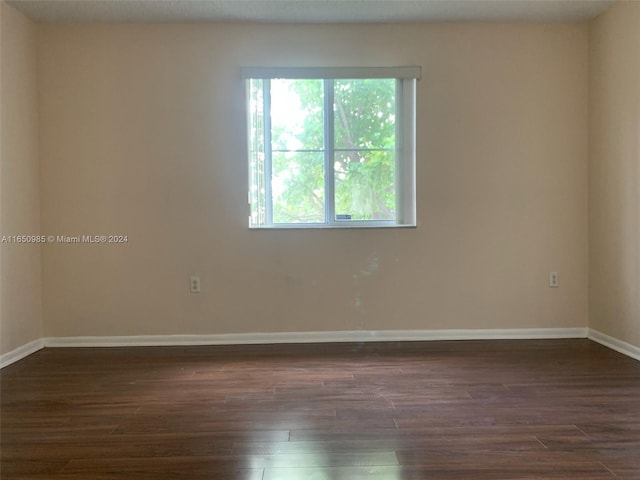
{"left": 243, "top": 66, "right": 419, "bottom": 229}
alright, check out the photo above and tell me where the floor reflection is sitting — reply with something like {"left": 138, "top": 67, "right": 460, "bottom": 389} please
{"left": 247, "top": 424, "right": 402, "bottom": 479}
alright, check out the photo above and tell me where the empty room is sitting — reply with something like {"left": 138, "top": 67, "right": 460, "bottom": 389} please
{"left": 1, "top": 0, "right": 639, "bottom": 478}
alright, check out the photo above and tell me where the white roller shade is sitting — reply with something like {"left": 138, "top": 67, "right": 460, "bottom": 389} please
{"left": 241, "top": 66, "right": 421, "bottom": 80}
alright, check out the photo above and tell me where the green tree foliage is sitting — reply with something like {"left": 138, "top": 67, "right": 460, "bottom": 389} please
{"left": 271, "top": 79, "right": 326, "bottom": 223}
{"left": 253, "top": 78, "right": 397, "bottom": 224}
{"left": 333, "top": 79, "right": 396, "bottom": 221}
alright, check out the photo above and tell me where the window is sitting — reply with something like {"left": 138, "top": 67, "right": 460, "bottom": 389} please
{"left": 243, "top": 67, "right": 419, "bottom": 228}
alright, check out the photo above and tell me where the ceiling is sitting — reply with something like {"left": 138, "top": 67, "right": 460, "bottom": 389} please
{"left": 7, "top": 0, "right": 615, "bottom": 24}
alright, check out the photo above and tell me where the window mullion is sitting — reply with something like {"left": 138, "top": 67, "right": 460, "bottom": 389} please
{"left": 264, "top": 79, "right": 273, "bottom": 226}
{"left": 324, "top": 79, "right": 335, "bottom": 225}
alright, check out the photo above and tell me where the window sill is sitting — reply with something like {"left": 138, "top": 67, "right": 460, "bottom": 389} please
{"left": 249, "top": 223, "right": 417, "bottom": 230}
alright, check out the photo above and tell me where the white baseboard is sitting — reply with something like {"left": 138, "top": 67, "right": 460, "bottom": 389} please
{"left": 11, "top": 328, "right": 640, "bottom": 368}
{"left": 0, "top": 338, "right": 44, "bottom": 369}
{"left": 1, "top": 328, "right": 591, "bottom": 369}
{"left": 588, "top": 329, "right": 640, "bottom": 361}
{"left": 43, "top": 327, "right": 588, "bottom": 348}
{"left": 6, "top": 329, "right": 638, "bottom": 369}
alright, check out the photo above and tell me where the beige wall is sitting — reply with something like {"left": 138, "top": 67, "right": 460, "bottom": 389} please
{"left": 589, "top": 1, "right": 640, "bottom": 348}
{"left": 37, "top": 22, "right": 589, "bottom": 338}
{"left": 0, "top": 2, "right": 43, "bottom": 354}
{"left": 4, "top": 3, "right": 639, "bottom": 354}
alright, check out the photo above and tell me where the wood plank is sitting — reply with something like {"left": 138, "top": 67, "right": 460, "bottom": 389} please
{"left": 2, "top": 339, "right": 639, "bottom": 479}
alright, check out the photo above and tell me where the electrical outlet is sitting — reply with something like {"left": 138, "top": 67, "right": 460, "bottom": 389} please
{"left": 549, "top": 272, "right": 559, "bottom": 288}
{"left": 190, "top": 276, "right": 201, "bottom": 293}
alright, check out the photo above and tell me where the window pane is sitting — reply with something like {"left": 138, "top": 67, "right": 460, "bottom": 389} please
{"left": 247, "top": 74, "right": 415, "bottom": 229}
{"left": 334, "top": 150, "right": 396, "bottom": 221}
{"left": 334, "top": 79, "right": 396, "bottom": 150}
{"left": 271, "top": 79, "right": 324, "bottom": 151}
{"left": 272, "top": 151, "right": 325, "bottom": 224}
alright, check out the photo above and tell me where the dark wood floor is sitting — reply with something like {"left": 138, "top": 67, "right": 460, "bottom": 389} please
{"left": 1, "top": 339, "right": 639, "bottom": 479}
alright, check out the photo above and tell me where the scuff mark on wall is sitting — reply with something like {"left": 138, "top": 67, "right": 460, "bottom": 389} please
{"left": 348, "top": 252, "right": 381, "bottom": 330}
